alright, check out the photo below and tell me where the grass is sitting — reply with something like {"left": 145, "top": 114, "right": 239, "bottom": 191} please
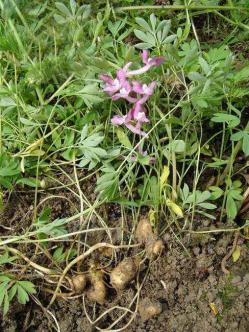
{"left": 0, "top": 0, "right": 249, "bottom": 329}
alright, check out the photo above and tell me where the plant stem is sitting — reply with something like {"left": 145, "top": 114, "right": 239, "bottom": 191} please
{"left": 115, "top": 5, "right": 249, "bottom": 13}
{"left": 218, "top": 121, "right": 249, "bottom": 185}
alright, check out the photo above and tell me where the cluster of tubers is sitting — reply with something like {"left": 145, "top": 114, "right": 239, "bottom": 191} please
{"left": 68, "top": 217, "right": 164, "bottom": 305}
{"left": 135, "top": 218, "right": 164, "bottom": 258}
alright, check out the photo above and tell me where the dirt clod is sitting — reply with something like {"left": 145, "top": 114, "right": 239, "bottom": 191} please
{"left": 138, "top": 298, "right": 162, "bottom": 322}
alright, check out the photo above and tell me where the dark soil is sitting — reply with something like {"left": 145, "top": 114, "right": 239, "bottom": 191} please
{"left": 0, "top": 187, "right": 249, "bottom": 331}
{"left": 1, "top": 227, "right": 249, "bottom": 331}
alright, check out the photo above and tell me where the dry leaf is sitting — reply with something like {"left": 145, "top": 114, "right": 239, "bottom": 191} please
{"left": 160, "top": 165, "right": 170, "bottom": 188}
{"left": 209, "top": 302, "right": 219, "bottom": 316}
{"left": 166, "top": 199, "right": 183, "bottom": 218}
{"left": 232, "top": 246, "right": 241, "bottom": 262}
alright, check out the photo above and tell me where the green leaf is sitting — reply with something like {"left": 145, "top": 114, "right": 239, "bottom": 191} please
{"left": 198, "top": 202, "right": 216, "bottom": 209}
{"left": 233, "top": 65, "right": 249, "bottom": 82}
{"left": 231, "top": 131, "right": 245, "bottom": 141}
{"left": 228, "top": 189, "right": 243, "bottom": 201}
{"left": 135, "top": 42, "right": 153, "bottom": 50}
{"left": 116, "top": 128, "right": 132, "bottom": 148}
{"left": 0, "top": 281, "right": 9, "bottom": 306}
{"left": 150, "top": 14, "right": 157, "bottom": 31}
{"left": 162, "top": 34, "right": 176, "bottom": 44}
{"left": 196, "top": 191, "right": 211, "bottom": 203}
{"left": 209, "top": 186, "right": 224, "bottom": 200}
{"left": 8, "top": 284, "right": 17, "bottom": 302}
{"left": 3, "top": 292, "right": 9, "bottom": 315}
{"left": 54, "top": 14, "right": 67, "bottom": 24}
{"left": 135, "top": 17, "right": 151, "bottom": 32}
{"left": 0, "top": 253, "right": 16, "bottom": 265}
{"left": 0, "top": 97, "right": 16, "bottom": 107}
{"left": 232, "top": 246, "right": 241, "bottom": 262}
{"left": 168, "top": 140, "right": 186, "bottom": 153}
{"left": 211, "top": 113, "right": 240, "bottom": 128}
{"left": 17, "top": 285, "right": 29, "bottom": 304}
{"left": 226, "top": 196, "right": 237, "bottom": 219}
{"left": 17, "top": 281, "right": 36, "bottom": 294}
{"left": 188, "top": 72, "right": 204, "bottom": 81}
{"left": 53, "top": 247, "right": 64, "bottom": 262}
{"left": 242, "top": 134, "right": 249, "bottom": 156}
{"left": 55, "top": 2, "right": 71, "bottom": 16}
{"left": 16, "top": 178, "right": 40, "bottom": 188}
{"left": 134, "top": 30, "right": 155, "bottom": 46}
{"left": 199, "top": 57, "right": 210, "bottom": 75}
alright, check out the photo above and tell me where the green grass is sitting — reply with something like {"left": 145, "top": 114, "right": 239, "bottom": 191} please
{"left": 0, "top": 0, "right": 249, "bottom": 326}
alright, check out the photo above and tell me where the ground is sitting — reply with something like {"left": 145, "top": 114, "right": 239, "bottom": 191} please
{"left": 1, "top": 194, "right": 248, "bottom": 331}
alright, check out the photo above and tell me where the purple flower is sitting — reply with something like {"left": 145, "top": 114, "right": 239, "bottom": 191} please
{"left": 111, "top": 80, "right": 137, "bottom": 103}
{"left": 100, "top": 50, "right": 164, "bottom": 136}
{"left": 111, "top": 101, "right": 149, "bottom": 136}
{"left": 99, "top": 63, "right": 132, "bottom": 96}
{"left": 141, "top": 50, "right": 165, "bottom": 66}
{"left": 126, "top": 51, "right": 165, "bottom": 77}
{"left": 111, "top": 115, "right": 126, "bottom": 125}
{"left": 132, "top": 81, "right": 157, "bottom": 96}
{"left": 100, "top": 75, "right": 122, "bottom": 96}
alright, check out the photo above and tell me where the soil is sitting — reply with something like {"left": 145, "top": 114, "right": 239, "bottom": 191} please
{"left": 0, "top": 188, "right": 249, "bottom": 331}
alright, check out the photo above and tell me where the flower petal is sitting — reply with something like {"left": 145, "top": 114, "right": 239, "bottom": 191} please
{"left": 125, "top": 123, "right": 146, "bottom": 136}
{"left": 111, "top": 115, "right": 126, "bottom": 125}
{"left": 132, "top": 81, "right": 144, "bottom": 94}
{"left": 141, "top": 50, "right": 149, "bottom": 64}
{"left": 148, "top": 56, "right": 165, "bottom": 66}
{"left": 136, "top": 111, "right": 149, "bottom": 123}
{"left": 99, "top": 74, "right": 113, "bottom": 84}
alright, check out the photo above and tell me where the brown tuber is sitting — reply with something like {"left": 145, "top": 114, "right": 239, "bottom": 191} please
{"left": 146, "top": 239, "right": 165, "bottom": 258}
{"left": 71, "top": 274, "right": 87, "bottom": 294}
{"left": 87, "top": 270, "right": 106, "bottom": 305}
{"left": 135, "top": 218, "right": 157, "bottom": 244}
{"left": 110, "top": 257, "right": 140, "bottom": 290}
{"left": 135, "top": 218, "right": 164, "bottom": 259}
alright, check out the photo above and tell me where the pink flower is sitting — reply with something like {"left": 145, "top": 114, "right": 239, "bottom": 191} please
{"left": 100, "top": 75, "right": 122, "bottom": 96}
{"left": 100, "top": 51, "right": 164, "bottom": 136}
{"left": 111, "top": 114, "right": 146, "bottom": 136}
{"left": 141, "top": 50, "right": 165, "bottom": 66}
{"left": 126, "top": 51, "right": 165, "bottom": 77}
{"left": 111, "top": 80, "right": 137, "bottom": 103}
{"left": 111, "top": 115, "right": 126, "bottom": 125}
{"left": 111, "top": 101, "right": 149, "bottom": 136}
{"left": 99, "top": 63, "right": 132, "bottom": 96}
{"left": 132, "top": 81, "right": 157, "bottom": 96}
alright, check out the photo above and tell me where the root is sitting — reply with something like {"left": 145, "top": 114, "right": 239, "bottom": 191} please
{"left": 48, "top": 242, "right": 141, "bottom": 308}
{"left": 221, "top": 232, "right": 240, "bottom": 275}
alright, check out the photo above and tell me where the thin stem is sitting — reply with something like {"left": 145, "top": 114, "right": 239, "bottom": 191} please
{"left": 115, "top": 5, "right": 249, "bottom": 13}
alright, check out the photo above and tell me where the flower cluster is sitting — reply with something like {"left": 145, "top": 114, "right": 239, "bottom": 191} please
{"left": 100, "top": 50, "right": 165, "bottom": 136}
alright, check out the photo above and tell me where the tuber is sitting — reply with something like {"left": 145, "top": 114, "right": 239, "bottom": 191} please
{"left": 135, "top": 218, "right": 157, "bottom": 244}
{"left": 87, "top": 270, "right": 106, "bottom": 304}
{"left": 71, "top": 274, "right": 87, "bottom": 294}
{"left": 110, "top": 257, "right": 139, "bottom": 290}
